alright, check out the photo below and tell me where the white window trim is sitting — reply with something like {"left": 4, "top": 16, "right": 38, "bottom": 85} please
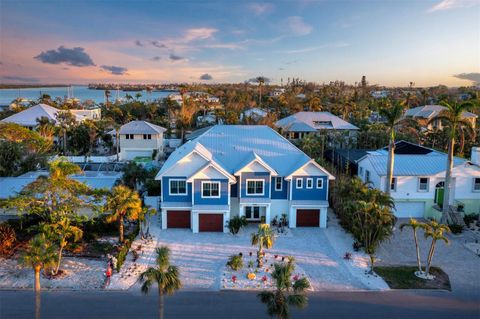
{"left": 306, "top": 178, "right": 313, "bottom": 189}
{"left": 473, "top": 178, "right": 480, "bottom": 192}
{"left": 169, "top": 179, "right": 187, "bottom": 196}
{"left": 316, "top": 178, "right": 323, "bottom": 189}
{"left": 201, "top": 181, "right": 221, "bottom": 198}
{"left": 418, "top": 177, "right": 429, "bottom": 192}
{"left": 390, "top": 177, "right": 397, "bottom": 192}
{"left": 296, "top": 178, "right": 303, "bottom": 189}
{"left": 246, "top": 179, "right": 265, "bottom": 196}
{"left": 274, "top": 177, "right": 283, "bottom": 191}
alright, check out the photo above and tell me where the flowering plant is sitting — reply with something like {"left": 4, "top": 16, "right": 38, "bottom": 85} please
{"left": 292, "top": 275, "right": 299, "bottom": 281}
{"left": 247, "top": 272, "right": 256, "bottom": 280}
{"left": 262, "top": 275, "right": 267, "bottom": 282}
{"left": 231, "top": 275, "right": 237, "bottom": 283}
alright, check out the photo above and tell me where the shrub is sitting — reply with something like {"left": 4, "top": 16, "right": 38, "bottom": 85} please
{"left": 227, "top": 216, "right": 248, "bottom": 235}
{"left": 115, "top": 222, "right": 140, "bottom": 271}
{"left": 0, "top": 224, "right": 16, "bottom": 256}
{"left": 448, "top": 224, "right": 463, "bottom": 234}
{"left": 464, "top": 214, "right": 479, "bottom": 226}
{"left": 226, "top": 254, "right": 244, "bottom": 271}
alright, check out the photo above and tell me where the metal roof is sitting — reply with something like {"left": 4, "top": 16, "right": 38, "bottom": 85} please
{"left": 119, "top": 121, "right": 166, "bottom": 135}
{"left": 0, "top": 104, "right": 83, "bottom": 126}
{"left": 275, "top": 112, "right": 359, "bottom": 132}
{"left": 405, "top": 105, "right": 478, "bottom": 119}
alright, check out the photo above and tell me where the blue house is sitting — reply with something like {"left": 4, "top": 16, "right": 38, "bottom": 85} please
{"left": 155, "top": 125, "right": 335, "bottom": 232}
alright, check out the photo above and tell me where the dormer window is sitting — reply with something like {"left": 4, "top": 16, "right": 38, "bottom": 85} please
{"left": 313, "top": 121, "right": 333, "bottom": 128}
{"left": 246, "top": 179, "right": 264, "bottom": 195}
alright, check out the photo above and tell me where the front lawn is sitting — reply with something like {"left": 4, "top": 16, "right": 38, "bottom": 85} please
{"left": 375, "top": 266, "right": 451, "bottom": 290}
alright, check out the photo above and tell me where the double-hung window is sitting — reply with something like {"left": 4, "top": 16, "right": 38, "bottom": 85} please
{"left": 274, "top": 177, "right": 283, "bottom": 191}
{"left": 306, "top": 178, "right": 313, "bottom": 189}
{"left": 390, "top": 177, "right": 397, "bottom": 192}
{"left": 296, "top": 178, "right": 303, "bottom": 189}
{"left": 473, "top": 178, "right": 480, "bottom": 192}
{"left": 169, "top": 179, "right": 187, "bottom": 195}
{"left": 418, "top": 177, "right": 429, "bottom": 192}
{"left": 143, "top": 134, "right": 152, "bottom": 140}
{"left": 246, "top": 179, "right": 264, "bottom": 195}
{"left": 202, "top": 181, "right": 220, "bottom": 198}
{"left": 316, "top": 178, "right": 323, "bottom": 189}
{"left": 125, "top": 134, "right": 134, "bottom": 140}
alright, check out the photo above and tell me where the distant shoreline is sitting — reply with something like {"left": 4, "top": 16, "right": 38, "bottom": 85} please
{"left": 0, "top": 84, "right": 71, "bottom": 89}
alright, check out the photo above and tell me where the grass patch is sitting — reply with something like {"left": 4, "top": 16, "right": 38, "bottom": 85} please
{"left": 375, "top": 266, "right": 451, "bottom": 290}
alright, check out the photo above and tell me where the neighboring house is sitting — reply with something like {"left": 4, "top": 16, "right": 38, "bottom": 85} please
{"left": 325, "top": 148, "right": 369, "bottom": 176}
{"left": 356, "top": 141, "right": 480, "bottom": 219}
{"left": 118, "top": 121, "right": 167, "bottom": 161}
{"left": 240, "top": 107, "right": 268, "bottom": 122}
{"left": 155, "top": 125, "right": 335, "bottom": 233}
{"left": 0, "top": 104, "right": 100, "bottom": 128}
{"left": 196, "top": 113, "right": 219, "bottom": 127}
{"left": 404, "top": 105, "right": 477, "bottom": 130}
{"left": 269, "top": 88, "right": 285, "bottom": 97}
{"left": 371, "top": 90, "right": 389, "bottom": 99}
{"left": 0, "top": 170, "right": 122, "bottom": 217}
{"left": 275, "top": 111, "right": 359, "bottom": 141}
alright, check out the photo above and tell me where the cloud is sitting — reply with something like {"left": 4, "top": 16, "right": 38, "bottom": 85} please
{"left": 453, "top": 72, "right": 480, "bottom": 84}
{"left": 428, "top": 0, "right": 478, "bottom": 12}
{"left": 1, "top": 75, "right": 40, "bottom": 83}
{"left": 135, "top": 40, "right": 143, "bottom": 47}
{"left": 152, "top": 56, "right": 161, "bottom": 61}
{"left": 34, "top": 46, "right": 95, "bottom": 67}
{"left": 287, "top": 16, "right": 312, "bottom": 36}
{"left": 199, "top": 73, "right": 213, "bottom": 80}
{"left": 151, "top": 41, "right": 167, "bottom": 48}
{"left": 169, "top": 54, "right": 186, "bottom": 61}
{"left": 100, "top": 65, "right": 128, "bottom": 75}
{"left": 248, "top": 3, "right": 274, "bottom": 15}
{"left": 183, "top": 28, "right": 218, "bottom": 42}
{"left": 280, "top": 42, "right": 349, "bottom": 54}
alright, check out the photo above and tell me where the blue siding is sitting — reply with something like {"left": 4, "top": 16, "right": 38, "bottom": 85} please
{"left": 230, "top": 181, "right": 238, "bottom": 198}
{"left": 162, "top": 176, "right": 192, "bottom": 202}
{"left": 240, "top": 172, "right": 270, "bottom": 198}
{"left": 270, "top": 177, "right": 288, "bottom": 199}
{"left": 193, "top": 179, "right": 229, "bottom": 205}
{"left": 291, "top": 176, "right": 328, "bottom": 201}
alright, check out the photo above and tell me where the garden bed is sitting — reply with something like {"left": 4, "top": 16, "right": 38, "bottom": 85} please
{"left": 221, "top": 251, "right": 312, "bottom": 291}
{"left": 375, "top": 266, "right": 451, "bottom": 290}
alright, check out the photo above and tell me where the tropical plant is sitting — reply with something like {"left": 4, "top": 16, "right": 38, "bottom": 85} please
{"left": 400, "top": 218, "right": 427, "bottom": 275}
{"left": 0, "top": 223, "right": 16, "bottom": 256}
{"left": 39, "top": 218, "right": 83, "bottom": 275}
{"left": 139, "top": 246, "right": 182, "bottom": 319}
{"left": 55, "top": 110, "right": 77, "bottom": 155}
{"left": 227, "top": 216, "right": 248, "bottom": 235}
{"left": 423, "top": 221, "right": 450, "bottom": 279}
{"left": 428, "top": 100, "right": 476, "bottom": 222}
{"left": 226, "top": 254, "right": 244, "bottom": 271}
{"left": 251, "top": 224, "right": 275, "bottom": 268}
{"left": 20, "top": 234, "right": 57, "bottom": 291}
{"left": 258, "top": 258, "right": 310, "bottom": 319}
{"left": 105, "top": 185, "right": 143, "bottom": 242}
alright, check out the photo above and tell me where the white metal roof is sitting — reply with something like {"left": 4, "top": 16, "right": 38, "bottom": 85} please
{"left": 0, "top": 104, "right": 86, "bottom": 126}
{"left": 119, "top": 121, "right": 167, "bottom": 135}
{"left": 405, "top": 105, "right": 478, "bottom": 119}
{"left": 275, "top": 112, "right": 359, "bottom": 132}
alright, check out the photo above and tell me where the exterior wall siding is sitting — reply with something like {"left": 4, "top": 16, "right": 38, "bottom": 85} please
{"left": 193, "top": 178, "right": 229, "bottom": 205}
{"left": 270, "top": 177, "right": 288, "bottom": 199}
{"left": 291, "top": 176, "right": 328, "bottom": 201}
{"left": 162, "top": 176, "right": 192, "bottom": 202}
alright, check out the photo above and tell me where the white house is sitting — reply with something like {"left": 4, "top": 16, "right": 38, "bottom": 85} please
{"left": 405, "top": 105, "right": 477, "bottom": 130}
{"left": 70, "top": 108, "right": 102, "bottom": 121}
{"left": 356, "top": 141, "right": 480, "bottom": 219}
{"left": 240, "top": 107, "right": 268, "bottom": 122}
{"left": 118, "top": 120, "right": 167, "bottom": 161}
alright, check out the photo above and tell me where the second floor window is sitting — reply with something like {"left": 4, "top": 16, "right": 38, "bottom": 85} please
{"left": 418, "top": 177, "right": 429, "bottom": 192}
{"left": 246, "top": 179, "right": 264, "bottom": 195}
{"left": 202, "top": 182, "right": 220, "bottom": 198}
{"left": 390, "top": 177, "right": 397, "bottom": 192}
{"left": 170, "top": 179, "right": 187, "bottom": 195}
{"left": 125, "top": 134, "right": 134, "bottom": 140}
{"left": 317, "top": 178, "right": 323, "bottom": 189}
{"left": 306, "top": 178, "right": 313, "bottom": 189}
{"left": 274, "top": 177, "right": 282, "bottom": 191}
{"left": 474, "top": 178, "right": 480, "bottom": 192}
{"left": 296, "top": 178, "right": 303, "bottom": 189}
{"left": 143, "top": 134, "right": 152, "bottom": 140}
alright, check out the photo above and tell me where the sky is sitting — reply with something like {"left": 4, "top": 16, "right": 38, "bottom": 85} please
{"left": 0, "top": 0, "right": 479, "bottom": 87}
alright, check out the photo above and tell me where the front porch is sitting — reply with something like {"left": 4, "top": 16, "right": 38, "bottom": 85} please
{"left": 238, "top": 198, "right": 271, "bottom": 224}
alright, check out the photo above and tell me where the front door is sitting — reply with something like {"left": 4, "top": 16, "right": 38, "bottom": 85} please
{"left": 245, "top": 206, "right": 260, "bottom": 221}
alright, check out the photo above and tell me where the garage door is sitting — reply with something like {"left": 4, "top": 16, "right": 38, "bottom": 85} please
{"left": 394, "top": 201, "right": 425, "bottom": 218}
{"left": 199, "top": 214, "right": 224, "bottom": 232}
{"left": 296, "top": 209, "right": 320, "bottom": 227}
{"left": 167, "top": 210, "right": 191, "bottom": 228}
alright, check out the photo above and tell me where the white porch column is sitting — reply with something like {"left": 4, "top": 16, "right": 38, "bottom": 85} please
{"left": 223, "top": 211, "right": 230, "bottom": 233}
{"left": 192, "top": 211, "right": 199, "bottom": 233}
{"left": 289, "top": 206, "right": 296, "bottom": 228}
{"left": 320, "top": 207, "right": 328, "bottom": 228}
{"left": 161, "top": 209, "right": 167, "bottom": 230}
{"left": 238, "top": 204, "right": 245, "bottom": 217}
{"left": 265, "top": 204, "right": 271, "bottom": 225}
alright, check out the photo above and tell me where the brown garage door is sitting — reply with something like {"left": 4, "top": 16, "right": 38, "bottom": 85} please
{"left": 296, "top": 209, "right": 320, "bottom": 227}
{"left": 199, "top": 214, "right": 224, "bottom": 232}
{"left": 167, "top": 210, "right": 191, "bottom": 228}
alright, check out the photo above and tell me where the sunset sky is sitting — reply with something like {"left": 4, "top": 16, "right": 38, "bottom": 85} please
{"left": 0, "top": 0, "right": 479, "bottom": 86}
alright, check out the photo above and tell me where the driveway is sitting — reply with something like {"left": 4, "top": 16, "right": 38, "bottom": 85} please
{"left": 153, "top": 214, "right": 378, "bottom": 292}
{"left": 376, "top": 219, "right": 480, "bottom": 296}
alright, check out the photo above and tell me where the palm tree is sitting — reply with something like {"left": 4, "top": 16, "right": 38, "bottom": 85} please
{"left": 379, "top": 100, "right": 417, "bottom": 194}
{"left": 55, "top": 111, "right": 77, "bottom": 155}
{"left": 135, "top": 92, "right": 142, "bottom": 100}
{"left": 423, "top": 221, "right": 450, "bottom": 279}
{"left": 105, "top": 185, "right": 143, "bottom": 243}
{"left": 40, "top": 218, "right": 83, "bottom": 275}
{"left": 428, "top": 101, "right": 476, "bottom": 222}
{"left": 20, "top": 234, "right": 57, "bottom": 291}
{"left": 258, "top": 258, "right": 310, "bottom": 319}
{"left": 139, "top": 246, "right": 182, "bottom": 319}
{"left": 400, "top": 218, "right": 427, "bottom": 275}
{"left": 105, "top": 90, "right": 111, "bottom": 106}
{"left": 251, "top": 224, "right": 275, "bottom": 268}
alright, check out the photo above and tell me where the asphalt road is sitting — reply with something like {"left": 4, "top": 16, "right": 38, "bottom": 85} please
{"left": 0, "top": 290, "right": 479, "bottom": 319}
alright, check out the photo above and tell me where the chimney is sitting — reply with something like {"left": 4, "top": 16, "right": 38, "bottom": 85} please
{"left": 471, "top": 147, "right": 480, "bottom": 165}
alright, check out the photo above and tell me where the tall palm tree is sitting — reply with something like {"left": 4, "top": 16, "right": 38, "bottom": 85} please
{"left": 428, "top": 101, "right": 476, "bottom": 222}
{"left": 423, "top": 221, "right": 450, "bottom": 279}
{"left": 400, "top": 218, "right": 427, "bottom": 275}
{"left": 258, "top": 258, "right": 310, "bottom": 319}
{"left": 105, "top": 185, "right": 143, "bottom": 242}
{"left": 379, "top": 100, "right": 417, "bottom": 194}
{"left": 251, "top": 224, "right": 275, "bottom": 268}
{"left": 20, "top": 234, "right": 57, "bottom": 291}
{"left": 139, "top": 246, "right": 182, "bottom": 319}
{"left": 104, "top": 90, "right": 111, "bottom": 106}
